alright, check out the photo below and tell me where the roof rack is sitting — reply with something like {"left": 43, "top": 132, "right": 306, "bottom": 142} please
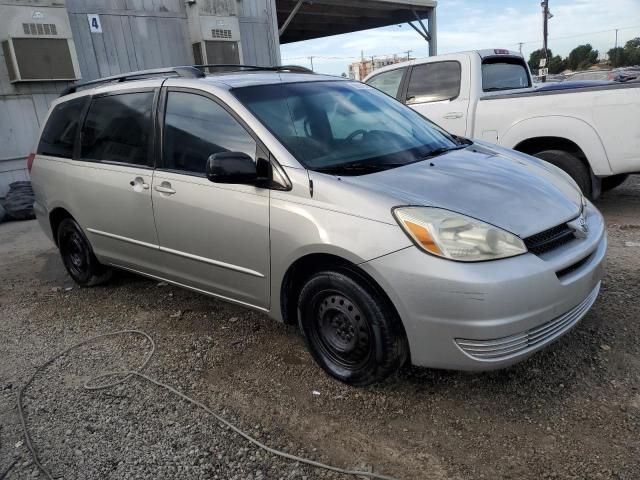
{"left": 59, "top": 64, "right": 314, "bottom": 97}
{"left": 194, "top": 64, "right": 314, "bottom": 74}
{"left": 59, "top": 66, "right": 205, "bottom": 97}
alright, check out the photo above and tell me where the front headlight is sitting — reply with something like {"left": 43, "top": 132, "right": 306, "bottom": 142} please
{"left": 393, "top": 207, "right": 527, "bottom": 262}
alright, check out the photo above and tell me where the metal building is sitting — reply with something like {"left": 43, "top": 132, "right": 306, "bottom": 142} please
{"left": 0, "top": 0, "right": 436, "bottom": 196}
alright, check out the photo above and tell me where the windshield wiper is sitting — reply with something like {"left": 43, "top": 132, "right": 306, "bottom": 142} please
{"left": 421, "top": 144, "right": 468, "bottom": 159}
{"left": 316, "top": 145, "right": 469, "bottom": 175}
{"left": 315, "top": 162, "right": 388, "bottom": 175}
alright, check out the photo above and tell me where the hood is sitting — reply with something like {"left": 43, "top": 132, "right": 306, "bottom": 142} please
{"left": 343, "top": 145, "right": 582, "bottom": 238}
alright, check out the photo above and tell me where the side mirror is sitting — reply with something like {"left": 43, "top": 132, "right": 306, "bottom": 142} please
{"left": 206, "top": 152, "right": 257, "bottom": 185}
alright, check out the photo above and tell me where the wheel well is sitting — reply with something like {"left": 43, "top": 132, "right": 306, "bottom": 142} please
{"left": 49, "top": 207, "right": 73, "bottom": 246}
{"left": 280, "top": 253, "right": 402, "bottom": 330}
{"left": 514, "top": 136, "right": 587, "bottom": 163}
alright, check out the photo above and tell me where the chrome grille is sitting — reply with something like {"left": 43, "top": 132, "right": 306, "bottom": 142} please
{"left": 455, "top": 283, "right": 600, "bottom": 361}
{"left": 524, "top": 222, "right": 575, "bottom": 255}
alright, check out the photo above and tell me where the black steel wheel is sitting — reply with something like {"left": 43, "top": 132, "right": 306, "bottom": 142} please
{"left": 57, "top": 218, "right": 112, "bottom": 287}
{"left": 313, "top": 291, "right": 373, "bottom": 371}
{"left": 298, "top": 269, "right": 408, "bottom": 386}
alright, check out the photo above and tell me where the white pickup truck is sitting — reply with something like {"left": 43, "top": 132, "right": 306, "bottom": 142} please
{"left": 363, "top": 49, "right": 640, "bottom": 198}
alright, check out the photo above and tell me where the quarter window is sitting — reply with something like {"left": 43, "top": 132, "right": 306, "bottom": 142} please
{"left": 162, "top": 92, "right": 256, "bottom": 175}
{"left": 406, "top": 61, "right": 461, "bottom": 104}
{"left": 366, "top": 68, "right": 406, "bottom": 98}
{"left": 80, "top": 92, "right": 154, "bottom": 166}
{"left": 37, "top": 97, "right": 88, "bottom": 159}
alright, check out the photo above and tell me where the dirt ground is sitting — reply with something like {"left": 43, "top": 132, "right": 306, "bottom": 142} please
{"left": 1, "top": 176, "right": 639, "bottom": 480}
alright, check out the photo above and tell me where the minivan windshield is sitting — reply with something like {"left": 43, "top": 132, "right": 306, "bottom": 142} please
{"left": 232, "top": 81, "right": 464, "bottom": 175}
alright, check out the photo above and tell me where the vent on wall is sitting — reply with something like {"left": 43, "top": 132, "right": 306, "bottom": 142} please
{"left": 211, "top": 29, "right": 232, "bottom": 39}
{"left": 22, "top": 23, "right": 58, "bottom": 35}
{"left": 3, "top": 38, "right": 78, "bottom": 82}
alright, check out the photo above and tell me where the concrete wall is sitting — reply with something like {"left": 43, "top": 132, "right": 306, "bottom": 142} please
{"left": 0, "top": 1, "right": 70, "bottom": 196}
{"left": 0, "top": 0, "right": 280, "bottom": 197}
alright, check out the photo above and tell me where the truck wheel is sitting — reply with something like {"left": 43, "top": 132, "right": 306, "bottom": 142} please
{"left": 533, "top": 150, "right": 592, "bottom": 198}
{"left": 601, "top": 174, "right": 629, "bottom": 193}
{"left": 297, "top": 269, "right": 408, "bottom": 386}
{"left": 57, "top": 218, "right": 113, "bottom": 287}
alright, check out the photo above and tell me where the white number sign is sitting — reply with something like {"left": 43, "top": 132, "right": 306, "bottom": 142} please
{"left": 87, "top": 14, "right": 102, "bottom": 33}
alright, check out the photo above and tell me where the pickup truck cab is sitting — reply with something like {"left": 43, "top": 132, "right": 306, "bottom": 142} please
{"left": 364, "top": 49, "right": 640, "bottom": 198}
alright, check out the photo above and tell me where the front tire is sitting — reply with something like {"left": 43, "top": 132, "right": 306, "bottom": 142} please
{"left": 533, "top": 149, "right": 592, "bottom": 199}
{"left": 297, "top": 269, "right": 408, "bottom": 386}
{"left": 57, "top": 218, "right": 112, "bottom": 287}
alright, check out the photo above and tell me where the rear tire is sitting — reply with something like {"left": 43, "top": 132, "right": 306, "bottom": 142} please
{"left": 601, "top": 174, "right": 629, "bottom": 193}
{"left": 297, "top": 269, "right": 408, "bottom": 386}
{"left": 57, "top": 218, "right": 112, "bottom": 287}
{"left": 533, "top": 149, "right": 592, "bottom": 199}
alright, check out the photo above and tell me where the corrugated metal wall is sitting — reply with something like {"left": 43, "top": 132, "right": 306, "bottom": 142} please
{"left": 0, "top": 0, "right": 281, "bottom": 197}
{"left": 65, "top": 0, "right": 192, "bottom": 79}
{"left": 239, "top": 0, "right": 280, "bottom": 66}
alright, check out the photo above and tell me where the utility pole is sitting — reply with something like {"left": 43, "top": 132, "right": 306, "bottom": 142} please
{"left": 405, "top": 50, "right": 413, "bottom": 61}
{"left": 518, "top": 42, "right": 523, "bottom": 55}
{"left": 541, "top": 0, "right": 549, "bottom": 82}
{"left": 308, "top": 56, "right": 314, "bottom": 71}
{"left": 614, "top": 28, "right": 619, "bottom": 66}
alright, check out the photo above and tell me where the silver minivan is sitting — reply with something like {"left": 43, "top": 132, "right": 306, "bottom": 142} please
{"left": 30, "top": 66, "right": 606, "bottom": 385}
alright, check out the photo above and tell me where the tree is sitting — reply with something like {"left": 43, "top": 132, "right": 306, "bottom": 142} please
{"left": 567, "top": 44, "right": 598, "bottom": 70}
{"left": 527, "top": 48, "right": 549, "bottom": 72}
{"left": 548, "top": 55, "right": 567, "bottom": 74}
{"left": 528, "top": 49, "right": 566, "bottom": 74}
{"left": 607, "top": 47, "right": 627, "bottom": 67}
{"left": 623, "top": 37, "right": 640, "bottom": 66}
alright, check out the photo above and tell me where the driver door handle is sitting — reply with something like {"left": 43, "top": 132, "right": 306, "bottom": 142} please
{"left": 443, "top": 112, "right": 463, "bottom": 119}
{"left": 154, "top": 183, "right": 176, "bottom": 195}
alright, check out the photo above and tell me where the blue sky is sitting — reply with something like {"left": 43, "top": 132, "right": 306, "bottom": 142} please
{"left": 280, "top": 0, "right": 640, "bottom": 75}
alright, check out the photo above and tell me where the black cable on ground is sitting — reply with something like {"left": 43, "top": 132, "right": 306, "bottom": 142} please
{"left": 17, "top": 330, "right": 399, "bottom": 480}
{"left": 0, "top": 459, "right": 19, "bottom": 480}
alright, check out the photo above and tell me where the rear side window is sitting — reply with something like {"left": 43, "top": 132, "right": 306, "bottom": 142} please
{"left": 366, "top": 68, "right": 406, "bottom": 98}
{"left": 80, "top": 91, "right": 154, "bottom": 166}
{"left": 406, "top": 61, "right": 461, "bottom": 104}
{"left": 37, "top": 97, "right": 87, "bottom": 159}
{"left": 482, "top": 59, "right": 531, "bottom": 91}
{"left": 162, "top": 91, "right": 256, "bottom": 175}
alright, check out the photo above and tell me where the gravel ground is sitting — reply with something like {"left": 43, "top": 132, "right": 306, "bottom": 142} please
{"left": 1, "top": 176, "right": 639, "bottom": 480}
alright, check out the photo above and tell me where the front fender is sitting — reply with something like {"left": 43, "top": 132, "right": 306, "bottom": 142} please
{"left": 499, "top": 115, "right": 612, "bottom": 176}
{"left": 267, "top": 197, "right": 412, "bottom": 322}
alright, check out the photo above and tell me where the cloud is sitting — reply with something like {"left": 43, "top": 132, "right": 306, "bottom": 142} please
{"left": 280, "top": 0, "right": 640, "bottom": 75}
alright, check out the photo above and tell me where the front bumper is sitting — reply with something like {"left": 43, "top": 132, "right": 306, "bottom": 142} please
{"left": 361, "top": 203, "right": 606, "bottom": 370}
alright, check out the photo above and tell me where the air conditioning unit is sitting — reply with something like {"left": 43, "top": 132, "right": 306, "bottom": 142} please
{"left": 0, "top": 3, "right": 80, "bottom": 82}
{"left": 186, "top": 2, "right": 243, "bottom": 65}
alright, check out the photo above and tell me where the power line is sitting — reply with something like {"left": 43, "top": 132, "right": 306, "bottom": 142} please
{"left": 512, "top": 24, "right": 640, "bottom": 46}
